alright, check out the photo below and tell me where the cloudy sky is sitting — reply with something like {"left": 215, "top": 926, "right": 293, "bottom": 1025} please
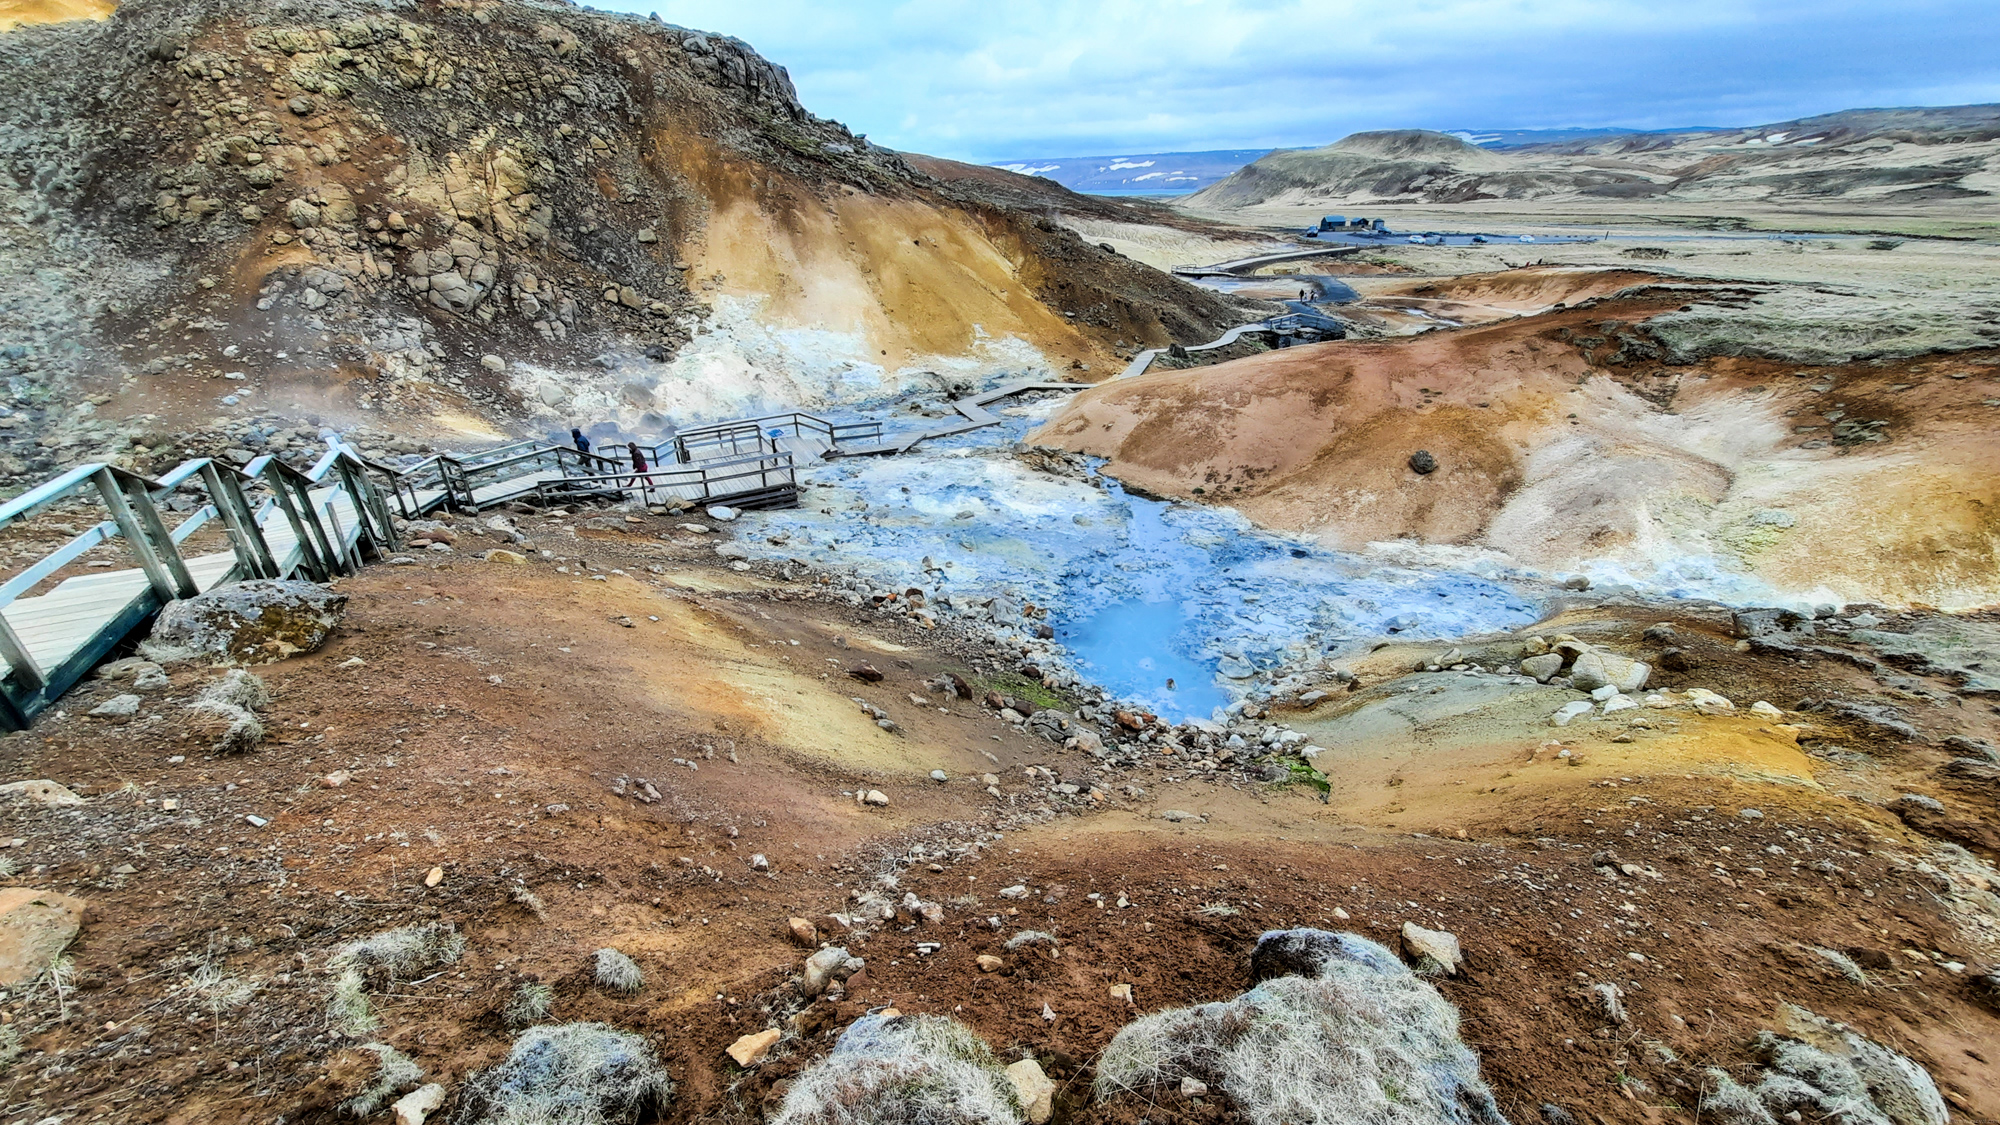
{"left": 605, "top": 1, "right": 2000, "bottom": 162}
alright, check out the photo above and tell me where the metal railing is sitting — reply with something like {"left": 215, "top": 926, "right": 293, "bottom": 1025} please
{"left": 0, "top": 440, "right": 398, "bottom": 729}
{"left": 533, "top": 448, "right": 799, "bottom": 510}
{"left": 674, "top": 413, "right": 883, "bottom": 463}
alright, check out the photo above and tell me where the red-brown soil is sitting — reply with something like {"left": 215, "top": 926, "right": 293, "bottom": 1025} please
{"left": 2, "top": 511, "right": 1996, "bottom": 1123}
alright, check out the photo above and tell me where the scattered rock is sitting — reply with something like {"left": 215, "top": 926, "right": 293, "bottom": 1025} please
{"left": 706, "top": 506, "right": 739, "bottom": 522}
{"left": 485, "top": 549, "right": 528, "bottom": 564}
{"left": 1551, "top": 701, "right": 1593, "bottom": 726}
{"left": 862, "top": 790, "right": 889, "bottom": 807}
{"left": 0, "top": 887, "right": 86, "bottom": 986}
{"left": 1181, "top": 1076, "right": 1209, "bottom": 1098}
{"left": 800, "top": 946, "right": 863, "bottom": 997}
{"left": 1520, "top": 653, "right": 1565, "bottom": 682}
{"left": 0, "top": 780, "right": 84, "bottom": 806}
{"left": 1408, "top": 450, "right": 1438, "bottom": 475}
{"left": 391, "top": 1084, "right": 446, "bottom": 1125}
{"left": 1400, "top": 922, "right": 1464, "bottom": 975}
{"left": 787, "top": 917, "right": 819, "bottom": 946}
{"left": 1659, "top": 647, "right": 1695, "bottom": 672}
{"left": 726, "top": 1028, "right": 781, "bottom": 1067}
{"left": 849, "top": 664, "right": 884, "bottom": 683}
{"left": 976, "top": 954, "right": 1005, "bottom": 973}
{"left": 1005, "top": 1058, "right": 1056, "bottom": 1124}
{"left": 89, "top": 694, "right": 140, "bottom": 717}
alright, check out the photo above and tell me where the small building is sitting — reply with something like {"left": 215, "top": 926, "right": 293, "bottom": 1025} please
{"left": 1318, "top": 215, "right": 1346, "bottom": 231}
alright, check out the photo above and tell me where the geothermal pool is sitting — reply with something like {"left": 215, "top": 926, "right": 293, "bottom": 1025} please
{"left": 733, "top": 396, "right": 1544, "bottom": 721}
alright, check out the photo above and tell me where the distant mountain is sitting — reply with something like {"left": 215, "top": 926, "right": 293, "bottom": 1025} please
{"left": 986, "top": 150, "right": 1280, "bottom": 196}
{"left": 1445, "top": 126, "right": 1725, "bottom": 148}
{"left": 1186, "top": 105, "right": 2000, "bottom": 210}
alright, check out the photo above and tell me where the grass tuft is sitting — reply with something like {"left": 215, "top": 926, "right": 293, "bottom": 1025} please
{"left": 506, "top": 982, "right": 554, "bottom": 1027}
{"left": 593, "top": 949, "right": 643, "bottom": 994}
{"left": 339, "top": 1042, "right": 423, "bottom": 1117}
{"left": 770, "top": 1013, "right": 1022, "bottom": 1125}
{"left": 456, "top": 1022, "right": 673, "bottom": 1125}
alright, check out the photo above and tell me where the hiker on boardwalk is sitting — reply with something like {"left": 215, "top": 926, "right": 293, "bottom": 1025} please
{"left": 627, "top": 442, "right": 649, "bottom": 483}
{"left": 571, "top": 427, "right": 590, "bottom": 456}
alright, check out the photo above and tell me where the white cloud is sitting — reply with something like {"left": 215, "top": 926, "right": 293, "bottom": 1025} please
{"left": 610, "top": 1, "right": 2000, "bottom": 160}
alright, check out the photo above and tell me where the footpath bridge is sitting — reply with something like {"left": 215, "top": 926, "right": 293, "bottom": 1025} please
{"left": 0, "top": 378, "right": 1084, "bottom": 729}
{"left": 1170, "top": 244, "right": 1360, "bottom": 278}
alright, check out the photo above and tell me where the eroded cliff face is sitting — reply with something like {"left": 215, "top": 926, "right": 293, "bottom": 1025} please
{"left": 1033, "top": 277, "right": 2000, "bottom": 611}
{"left": 0, "top": 0, "right": 1252, "bottom": 477}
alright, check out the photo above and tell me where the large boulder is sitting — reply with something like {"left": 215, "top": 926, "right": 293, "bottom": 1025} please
{"left": 145, "top": 580, "right": 347, "bottom": 665}
{"left": 0, "top": 887, "right": 86, "bottom": 986}
{"left": 1569, "top": 650, "right": 1649, "bottom": 694}
{"left": 1096, "top": 930, "right": 1505, "bottom": 1125}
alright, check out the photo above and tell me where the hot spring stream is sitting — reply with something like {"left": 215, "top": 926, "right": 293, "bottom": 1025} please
{"left": 730, "top": 395, "right": 1552, "bottom": 722}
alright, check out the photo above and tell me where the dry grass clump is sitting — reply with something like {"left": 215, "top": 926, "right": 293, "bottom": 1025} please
{"left": 198, "top": 668, "right": 269, "bottom": 710}
{"left": 454, "top": 1022, "right": 673, "bottom": 1125}
{"left": 1701, "top": 1005, "right": 1946, "bottom": 1125}
{"left": 1095, "top": 929, "right": 1505, "bottom": 1125}
{"left": 769, "top": 1013, "right": 1023, "bottom": 1125}
{"left": 185, "top": 670, "right": 270, "bottom": 754}
{"left": 340, "top": 1042, "right": 424, "bottom": 1117}
{"left": 593, "top": 949, "right": 644, "bottom": 994}
{"left": 326, "top": 923, "right": 467, "bottom": 1037}
{"left": 338, "top": 923, "right": 467, "bottom": 977}
{"left": 506, "top": 982, "right": 555, "bottom": 1027}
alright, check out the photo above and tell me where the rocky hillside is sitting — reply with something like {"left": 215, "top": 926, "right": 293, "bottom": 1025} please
{"left": 1189, "top": 106, "right": 2000, "bottom": 210}
{"left": 0, "top": 0, "right": 1254, "bottom": 484}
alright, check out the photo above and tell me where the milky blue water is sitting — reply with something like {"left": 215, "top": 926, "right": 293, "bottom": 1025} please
{"left": 733, "top": 400, "right": 1543, "bottom": 721}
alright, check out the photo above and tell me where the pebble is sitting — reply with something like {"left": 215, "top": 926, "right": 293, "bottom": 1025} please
{"left": 977, "top": 954, "right": 1005, "bottom": 972}
{"left": 424, "top": 866, "right": 444, "bottom": 887}
{"left": 750, "top": 854, "right": 769, "bottom": 871}
{"left": 1109, "top": 982, "right": 1133, "bottom": 1003}
{"left": 930, "top": 770, "right": 948, "bottom": 783}
{"left": 244, "top": 815, "right": 269, "bottom": 828}
{"left": 1181, "top": 1076, "right": 1209, "bottom": 1098}
{"left": 862, "top": 790, "right": 890, "bottom": 807}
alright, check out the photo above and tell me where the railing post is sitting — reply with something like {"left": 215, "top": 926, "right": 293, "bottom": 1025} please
{"left": 95, "top": 469, "right": 193, "bottom": 601}
{"left": 0, "top": 611, "right": 45, "bottom": 690}
{"left": 260, "top": 466, "right": 331, "bottom": 581}
{"left": 201, "top": 462, "right": 278, "bottom": 580}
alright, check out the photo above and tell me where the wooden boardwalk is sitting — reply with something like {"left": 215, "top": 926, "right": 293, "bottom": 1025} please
{"left": 0, "top": 385, "right": 1088, "bottom": 727}
{"left": 0, "top": 447, "right": 392, "bottom": 729}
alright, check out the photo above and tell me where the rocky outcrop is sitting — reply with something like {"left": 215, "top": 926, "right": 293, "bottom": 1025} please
{"left": 145, "top": 579, "right": 346, "bottom": 664}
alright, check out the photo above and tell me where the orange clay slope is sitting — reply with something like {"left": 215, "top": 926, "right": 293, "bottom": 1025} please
{"left": 0, "top": 0, "right": 112, "bottom": 32}
{"left": 1031, "top": 275, "right": 2000, "bottom": 610}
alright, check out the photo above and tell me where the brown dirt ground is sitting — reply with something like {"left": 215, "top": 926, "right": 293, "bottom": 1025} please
{"left": 1, "top": 511, "right": 1997, "bottom": 1123}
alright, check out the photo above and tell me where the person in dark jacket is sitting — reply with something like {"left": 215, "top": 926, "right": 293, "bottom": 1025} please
{"left": 627, "top": 442, "right": 649, "bottom": 487}
{"left": 571, "top": 427, "right": 590, "bottom": 455}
